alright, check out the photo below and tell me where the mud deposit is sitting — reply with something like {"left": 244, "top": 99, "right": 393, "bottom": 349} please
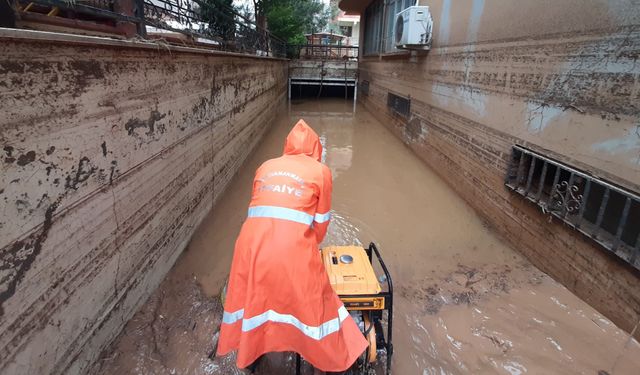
{"left": 95, "top": 99, "right": 640, "bottom": 374}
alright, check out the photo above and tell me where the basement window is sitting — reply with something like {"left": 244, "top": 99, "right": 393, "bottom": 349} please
{"left": 506, "top": 145, "right": 640, "bottom": 270}
{"left": 387, "top": 92, "right": 410, "bottom": 118}
{"left": 361, "top": 80, "right": 370, "bottom": 96}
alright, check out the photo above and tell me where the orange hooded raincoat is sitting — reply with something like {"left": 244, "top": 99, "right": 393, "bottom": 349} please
{"left": 216, "top": 120, "right": 368, "bottom": 371}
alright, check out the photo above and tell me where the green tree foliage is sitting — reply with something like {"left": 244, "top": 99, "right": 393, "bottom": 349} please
{"left": 324, "top": 1, "right": 342, "bottom": 34}
{"left": 199, "top": 0, "right": 237, "bottom": 43}
{"left": 265, "top": 2, "right": 304, "bottom": 44}
{"left": 252, "top": 0, "right": 331, "bottom": 44}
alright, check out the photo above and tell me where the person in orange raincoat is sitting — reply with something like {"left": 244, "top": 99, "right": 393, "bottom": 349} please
{"left": 216, "top": 119, "right": 368, "bottom": 372}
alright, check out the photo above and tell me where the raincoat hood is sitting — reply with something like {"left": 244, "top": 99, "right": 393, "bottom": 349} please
{"left": 283, "top": 119, "right": 322, "bottom": 162}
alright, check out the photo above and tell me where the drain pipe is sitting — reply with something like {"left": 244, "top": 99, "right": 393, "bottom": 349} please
{"left": 353, "top": 76, "right": 358, "bottom": 113}
{"left": 317, "top": 59, "right": 325, "bottom": 99}
{"left": 344, "top": 59, "right": 348, "bottom": 100}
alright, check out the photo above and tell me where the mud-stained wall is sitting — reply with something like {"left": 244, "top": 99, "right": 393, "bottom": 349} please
{"left": 354, "top": 0, "right": 640, "bottom": 335}
{"left": 289, "top": 60, "right": 358, "bottom": 81}
{"left": 0, "top": 30, "right": 287, "bottom": 374}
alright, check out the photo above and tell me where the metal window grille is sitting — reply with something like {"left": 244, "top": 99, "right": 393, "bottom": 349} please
{"left": 360, "top": 80, "right": 370, "bottom": 96}
{"left": 506, "top": 145, "right": 640, "bottom": 269}
{"left": 387, "top": 92, "right": 410, "bottom": 118}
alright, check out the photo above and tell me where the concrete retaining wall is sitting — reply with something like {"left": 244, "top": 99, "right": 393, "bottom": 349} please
{"left": 357, "top": 0, "right": 640, "bottom": 336}
{"left": 289, "top": 60, "right": 358, "bottom": 81}
{"left": 0, "top": 29, "right": 287, "bottom": 374}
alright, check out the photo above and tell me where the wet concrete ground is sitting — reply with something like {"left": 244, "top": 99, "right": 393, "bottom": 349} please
{"left": 94, "top": 99, "right": 640, "bottom": 374}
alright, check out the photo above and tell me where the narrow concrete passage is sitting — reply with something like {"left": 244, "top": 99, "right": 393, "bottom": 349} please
{"left": 95, "top": 99, "right": 640, "bottom": 374}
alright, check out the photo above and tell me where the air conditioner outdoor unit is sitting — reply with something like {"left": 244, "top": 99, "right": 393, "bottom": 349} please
{"left": 395, "top": 6, "right": 433, "bottom": 50}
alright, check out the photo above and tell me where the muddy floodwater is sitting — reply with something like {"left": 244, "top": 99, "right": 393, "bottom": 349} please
{"left": 94, "top": 99, "right": 640, "bottom": 375}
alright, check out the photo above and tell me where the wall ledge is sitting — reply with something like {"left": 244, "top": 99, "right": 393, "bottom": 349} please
{"left": 0, "top": 27, "right": 289, "bottom": 61}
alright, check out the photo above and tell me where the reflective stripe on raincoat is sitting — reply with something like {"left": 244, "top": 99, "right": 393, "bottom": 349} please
{"left": 216, "top": 119, "right": 368, "bottom": 372}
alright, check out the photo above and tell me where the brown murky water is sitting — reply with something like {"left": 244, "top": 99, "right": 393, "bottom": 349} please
{"left": 94, "top": 99, "right": 640, "bottom": 375}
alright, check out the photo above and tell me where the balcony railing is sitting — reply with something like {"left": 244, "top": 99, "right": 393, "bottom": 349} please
{"left": 288, "top": 44, "right": 359, "bottom": 61}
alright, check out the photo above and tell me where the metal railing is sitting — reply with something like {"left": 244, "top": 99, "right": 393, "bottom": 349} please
{"left": 143, "top": 0, "right": 285, "bottom": 57}
{"left": 288, "top": 44, "right": 359, "bottom": 60}
{"left": 16, "top": 0, "right": 135, "bottom": 21}
{"left": 11, "top": 0, "right": 287, "bottom": 57}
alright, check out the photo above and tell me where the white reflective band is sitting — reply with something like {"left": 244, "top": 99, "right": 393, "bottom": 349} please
{"left": 248, "top": 205, "right": 314, "bottom": 225}
{"left": 314, "top": 211, "right": 331, "bottom": 223}
{"left": 240, "top": 305, "right": 349, "bottom": 341}
{"left": 222, "top": 308, "right": 244, "bottom": 324}
{"left": 338, "top": 304, "right": 349, "bottom": 321}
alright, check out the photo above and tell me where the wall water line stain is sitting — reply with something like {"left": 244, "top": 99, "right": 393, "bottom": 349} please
{"left": 0, "top": 199, "right": 59, "bottom": 317}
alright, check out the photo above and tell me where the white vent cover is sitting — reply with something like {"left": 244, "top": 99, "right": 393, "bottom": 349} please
{"left": 395, "top": 6, "right": 433, "bottom": 50}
